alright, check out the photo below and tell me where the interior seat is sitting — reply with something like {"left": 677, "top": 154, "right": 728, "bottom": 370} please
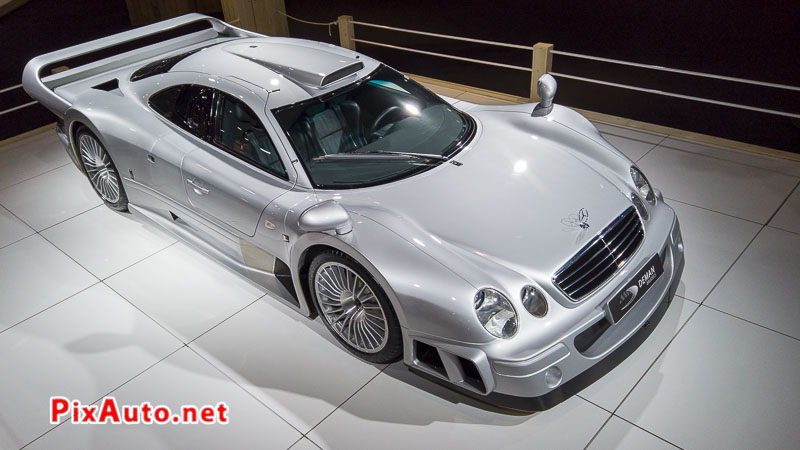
{"left": 303, "top": 100, "right": 366, "bottom": 157}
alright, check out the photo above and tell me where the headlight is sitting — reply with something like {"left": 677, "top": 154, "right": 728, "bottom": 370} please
{"left": 521, "top": 285, "right": 548, "bottom": 318}
{"left": 474, "top": 288, "right": 518, "bottom": 338}
{"left": 630, "top": 166, "right": 656, "bottom": 205}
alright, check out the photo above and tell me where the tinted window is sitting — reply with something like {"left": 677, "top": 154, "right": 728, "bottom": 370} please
{"left": 274, "top": 65, "right": 473, "bottom": 189}
{"left": 149, "top": 85, "right": 213, "bottom": 139}
{"left": 130, "top": 48, "right": 203, "bottom": 82}
{"left": 213, "top": 94, "right": 287, "bottom": 179}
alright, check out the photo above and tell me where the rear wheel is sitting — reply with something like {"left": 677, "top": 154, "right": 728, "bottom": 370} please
{"left": 309, "top": 250, "right": 402, "bottom": 364}
{"left": 76, "top": 126, "right": 128, "bottom": 211}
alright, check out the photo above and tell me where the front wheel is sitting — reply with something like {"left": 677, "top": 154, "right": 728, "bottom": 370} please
{"left": 76, "top": 126, "right": 128, "bottom": 211}
{"left": 309, "top": 251, "right": 402, "bottom": 364}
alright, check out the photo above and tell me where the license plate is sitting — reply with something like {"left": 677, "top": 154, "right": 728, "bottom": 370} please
{"left": 607, "top": 255, "right": 664, "bottom": 323}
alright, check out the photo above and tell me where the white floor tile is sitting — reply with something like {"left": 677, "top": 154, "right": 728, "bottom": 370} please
{"left": 27, "top": 347, "right": 300, "bottom": 450}
{"left": 705, "top": 227, "right": 800, "bottom": 339}
{"left": 42, "top": 206, "right": 176, "bottom": 279}
{"left": 308, "top": 367, "right": 610, "bottom": 450}
{"left": 601, "top": 133, "right": 658, "bottom": 162}
{"left": 290, "top": 437, "right": 322, "bottom": 450}
{"left": 0, "top": 235, "right": 96, "bottom": 331}
{"left": 617, "top": 306, "right": 800, "bottom": 449}
{"left": 0, "top": 204, "right": 33, "bottom": 248}
{"left": 660, "top": 137, "right": 800, "bottom": 178}
{"left": 0, "top": 132, "right": 71, "bottom": 191}
{"left": 669, "top": 200, "right": 761, "bottom": 302}
{"left": 579, "top": 297, "right": 698, "bottom": 411}
{"left": 588, "top": 416, "right": 677, "bottom": 450}
{"left": 0, "top": 164, "right": 102, "bottom": 231}
{"left": 105, "top": 243, "right": 264, "bottom": 343}
{"left": 769, "top": 185, "right": 800, "bottom": 234}
{"left": 0, "top": 283, "right": 181, "bottom": 449}
{"left": 191, "top": 298, "right": 382, "bottom": 434}
{"left": 638, "top": 146, "right": 798, "bottom": 223}
{"left": 591, "top": 122, "right": 666, "bottom": 143}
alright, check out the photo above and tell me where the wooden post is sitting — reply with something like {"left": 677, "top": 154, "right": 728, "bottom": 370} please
{"left": 220, "top": 0, "right": 242, "bottom": 25}
{"left": 530, "top": 42, "right": 553, "bottom": 101}
{"left": 0, "top": 0, "right": 30, "bottom": 19}
{"left": 221, "top": 0, "right": 288, "bottom": 36}
{"left": 252, "top": 0, "right": 288, "bottom": 36}
{"left": 338, "top": 15, "right": 355, "bottom": 50}
{"left": 126, "top": 0, "right": 196, "bottom": 26}
{"left": 125, "top": 0, "right": 160, "bottom": 26}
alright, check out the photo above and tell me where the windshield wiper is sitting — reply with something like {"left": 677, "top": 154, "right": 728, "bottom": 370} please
{"left": 313, "top": 150, "right": 448, "bottom": 161}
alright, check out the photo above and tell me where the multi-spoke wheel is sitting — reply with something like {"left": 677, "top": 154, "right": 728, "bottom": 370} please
{"left": 76, "top": 126, "right": 128, "bottom": 211}
{"left": 309, "top": 251, "right": 402, "bottom": 363}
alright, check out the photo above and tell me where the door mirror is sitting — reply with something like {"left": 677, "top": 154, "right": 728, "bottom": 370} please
{"left": 299, "top": 200, "right": 353, "bottom": 235}
{"left": 532, "top": 74, "right": 557, "bottom": 117}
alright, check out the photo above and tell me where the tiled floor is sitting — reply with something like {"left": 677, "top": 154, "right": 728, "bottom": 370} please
{"left": 1, "top": 101, "right": 799, "bottom": 449}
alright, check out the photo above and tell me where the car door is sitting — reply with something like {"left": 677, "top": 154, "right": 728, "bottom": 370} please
{"left": 180, "top": 79, "right": 294, "bottom": 238}
{"left": 147, "top": 79, "right": 215, "bottom": 206}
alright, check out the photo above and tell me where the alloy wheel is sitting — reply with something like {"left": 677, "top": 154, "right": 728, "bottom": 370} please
{"left": 314, "top": 262, "right": 389, "bottom": 353}
{"left": 79, "top": 134, "right": 120, "bottom": 203}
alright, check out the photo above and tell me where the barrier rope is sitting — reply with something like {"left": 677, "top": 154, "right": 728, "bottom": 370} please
{"left": 277, "top": 10, "right": 338, "bottom": 36}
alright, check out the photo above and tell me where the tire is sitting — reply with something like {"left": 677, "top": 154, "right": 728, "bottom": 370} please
{"left": 75, "top": 126, "right": 128, "bottom": 211}
{"left": 308, "top": 250, "right": 402, "bottom": 364}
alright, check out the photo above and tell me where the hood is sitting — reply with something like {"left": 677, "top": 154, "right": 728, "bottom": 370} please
{"left": 330, "top": 106, "right": 637, "bottom": 286}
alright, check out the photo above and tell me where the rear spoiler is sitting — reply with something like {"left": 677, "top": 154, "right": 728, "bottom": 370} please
{"left": 22, "top": 14, "right": 258, "bottom": 117}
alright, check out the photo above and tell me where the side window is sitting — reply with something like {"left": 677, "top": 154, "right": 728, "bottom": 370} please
{"left": 213, "top": 94, "right": 288, "bottom": 179}
{"left": 149, "top": 84, "right": 213, "bottom": 139}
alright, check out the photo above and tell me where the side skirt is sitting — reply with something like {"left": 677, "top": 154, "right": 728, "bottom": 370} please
{"left": 129, "top": 203, "right": 304, "bottom": 313}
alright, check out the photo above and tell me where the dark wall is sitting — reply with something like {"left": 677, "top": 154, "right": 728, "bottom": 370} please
{"left": 0, "top": 0, "right": 131, "bottom": 140}
{"left": 3, "top": 0, "right": 799, "bottom": 152}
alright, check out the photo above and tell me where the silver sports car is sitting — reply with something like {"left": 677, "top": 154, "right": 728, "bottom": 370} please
{"left": 24, "top": 14, "right": 684, "bottom": 404}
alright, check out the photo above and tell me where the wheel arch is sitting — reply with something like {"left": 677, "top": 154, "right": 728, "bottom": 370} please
{"left": 289, "top": 232, "right": 410, "bottom": 329}
{"left": 65, "top": 110, "right": 111, "bottom": 176}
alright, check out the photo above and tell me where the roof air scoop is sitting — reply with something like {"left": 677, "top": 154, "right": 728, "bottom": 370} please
{"left": 532, "top": 74, "right": 557, "bottom": 117}
{"left": 224, "top": 42, "right": 363, "bottom": 88}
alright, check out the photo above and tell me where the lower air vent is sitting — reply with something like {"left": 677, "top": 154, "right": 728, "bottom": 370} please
{"left": 554, "top": 207, "right": 644, "bottom": 300}
{"left": 457, "top": 356, "right": 486, "bottom": 393}
{"left": 574, "top": 317, "right": 611, "bottom": 354}
{"left": 414, "top": 341, "right": 446, "bottom": 376}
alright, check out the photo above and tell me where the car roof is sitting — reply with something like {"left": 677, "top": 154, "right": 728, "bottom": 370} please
{"left": 170, "top": 37, "right": 381, "bottom": 109}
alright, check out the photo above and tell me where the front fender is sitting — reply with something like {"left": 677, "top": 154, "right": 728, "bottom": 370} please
{"left": 289, "top": 216, "right": 495, "bottom": 345}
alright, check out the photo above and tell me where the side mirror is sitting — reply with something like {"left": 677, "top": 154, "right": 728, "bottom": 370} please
{"left": 299, "top": 200, "right": 353, "bottom": 235}
{"left": 532, "top": 74, "right": 557, "bottom": 117}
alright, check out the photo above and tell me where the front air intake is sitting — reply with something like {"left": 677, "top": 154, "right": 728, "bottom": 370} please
{"left": 554, "top": 207, "right": 644, "bottom": 300}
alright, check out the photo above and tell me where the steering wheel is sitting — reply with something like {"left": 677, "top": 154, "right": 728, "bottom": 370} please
{"left": 368, "top": 106, "right": 403, "bottom": 140}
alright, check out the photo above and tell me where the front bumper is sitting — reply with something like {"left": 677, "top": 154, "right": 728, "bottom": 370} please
{"left": 403, "top": 211, "right": 684, "bottom": 399}
{"left": 491, "top": 217, "right": 684, "bottom": 397}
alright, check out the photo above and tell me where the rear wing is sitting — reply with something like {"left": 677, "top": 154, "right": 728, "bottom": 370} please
{"left": 22, "top": 13, "right": 259, "bottom": 117}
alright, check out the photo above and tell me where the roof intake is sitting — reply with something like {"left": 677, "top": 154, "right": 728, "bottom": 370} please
{"left": 224, "top": 42, "right": 363, "bottom": 88}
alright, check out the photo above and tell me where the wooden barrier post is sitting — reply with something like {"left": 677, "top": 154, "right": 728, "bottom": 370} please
{"left": 530, "top": 42, "right": 553, "bottom": 101}
{"left": 338, "top": 15, "right": 356, "bottom": 50}
{"left": 252, "top": 0, "right": 288, "bottom": 36}
{"left": 221, "top": 0, "right": 288, "bottom": 36}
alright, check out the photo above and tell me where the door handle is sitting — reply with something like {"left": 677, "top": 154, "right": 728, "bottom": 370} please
{"left": 186, "top": 178, "right": 209, "bottom": 195}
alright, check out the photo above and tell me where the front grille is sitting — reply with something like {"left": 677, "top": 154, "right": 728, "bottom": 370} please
{"left": 554, "top": 207, "right": 644, "bottom": 301}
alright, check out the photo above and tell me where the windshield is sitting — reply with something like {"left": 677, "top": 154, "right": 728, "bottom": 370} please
{"left": 273, "top": 65, "right": 474, "bottom": 189}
